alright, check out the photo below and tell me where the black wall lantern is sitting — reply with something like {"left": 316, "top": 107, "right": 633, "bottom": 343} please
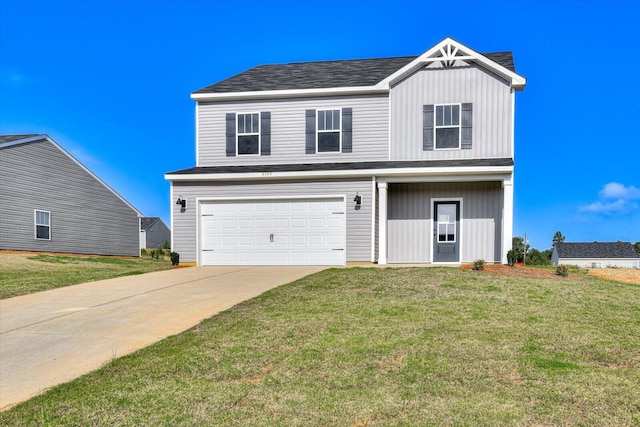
{"left": 176, "top": 196, "right": 187, "bottom": 209}
{"left": 354, "top": 193, "right": 362, "bottom": 206}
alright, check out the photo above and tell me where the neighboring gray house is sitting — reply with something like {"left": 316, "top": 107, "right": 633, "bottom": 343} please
{"left": 552, "top": 242, "right": 640, "bottom": 269}
{"left": 0, "top": 134, "right": 141, "bottom": 256}
{"left": 140, "top": 217, "right": 171, "bottom": 250}
{"left": 165, "top": 37, "right": 527, "bottom": 266}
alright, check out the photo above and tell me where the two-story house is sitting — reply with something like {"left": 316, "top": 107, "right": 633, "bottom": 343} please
{"left": 165, "top": 37, "right": 526, "bottom": 266}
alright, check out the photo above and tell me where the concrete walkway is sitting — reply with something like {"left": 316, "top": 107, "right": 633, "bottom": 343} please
{"left": 0, "top": 266, "right": 326, "bottom": 410}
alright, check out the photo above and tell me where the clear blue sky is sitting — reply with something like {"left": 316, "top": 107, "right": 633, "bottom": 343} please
{"left": 2, "top": 0, "right": 638, "bottom": 251}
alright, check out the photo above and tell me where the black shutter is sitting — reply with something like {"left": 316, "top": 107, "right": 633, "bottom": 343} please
{"left": 423, "top": 105, "right": 434, "bottom": 151}
{"left": 260, "top": 111, "right": 271, "bottom": 155}
{"left": 341, "top": 108, "right": 352, "bottom": 153}
{"left": 461, "top": 103, "right": 472, "bottom": 150}
{"left": 225, "top": 113, "right": 236, "bottom": 157}
{"left": 305, "top": 109, "right": 316, "bottom": 154}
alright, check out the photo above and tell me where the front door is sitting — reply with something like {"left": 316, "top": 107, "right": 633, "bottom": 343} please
{"left": 433, "top": 201, "right": 460, "bottom": 262}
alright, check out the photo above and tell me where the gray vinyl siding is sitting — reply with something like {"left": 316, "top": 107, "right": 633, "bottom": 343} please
{"left": 387, "top": 181, "right": 503, "bottom": 263}
{"left": 144, "top": 222, "right": 171, "bottom": 250}
{"left": 197, "top": 95, "right": 389, "bottom": 166}
{"left": 0, "top": 140, "right": 140, "bottom": 256}
{"left": 390, "top": 64, "right": 513, "bottom": 160}
{"left": 172, "top": 178, "right": 373, "bottom": 263}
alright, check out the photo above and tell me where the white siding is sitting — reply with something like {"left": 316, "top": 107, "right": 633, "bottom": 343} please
{"left": 172, "top": 179, "right": 373, "bottom": 264}
{"left": 390, "top": 64, "right": 513, "bottom": 160}
{"left": 197, "top": 95, "right": 389, "bottom": 166}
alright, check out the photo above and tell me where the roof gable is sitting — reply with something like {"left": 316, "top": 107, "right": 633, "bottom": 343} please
{"left": 192, "top": 37, "right": 525, "bottom": 101}
{"left": 555, "top": 242, "right": 640, "bottom": 259}
{"left": 1, "top": 134, "right": 142, "bottom": 216}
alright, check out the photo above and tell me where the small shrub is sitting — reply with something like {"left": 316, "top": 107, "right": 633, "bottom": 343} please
{"left": 556, "top": 265, "right": 569, "bottom": 277}
{"left": 507, "top": 249, "right": 517, "bottom": 267}
{"left": 162, "top": 240, "right": 171, "bottom": 250}
{"left": 472, "top": 259, "right": 485, "bottom": 270}
{"left": 170, "top": 252, "right": 179, "bottom": 266}
{"left": 141, "top": 248, "right": 148, "bottom": 257}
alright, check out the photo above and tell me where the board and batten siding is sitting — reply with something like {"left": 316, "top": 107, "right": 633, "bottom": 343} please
{"left": 387, "top": 181, "right": 503, "bottom": 263}
{"left": 0, "top": 140, "right": 140, "bottom": 256}
{"left": 197, "top": 95, "right": 389, "bottom": 166}
{"left": 172, "top": 178, "right": 373, "bottom": 263}
{"left": 390, "top": 64, "right": 513, "bottom": 160}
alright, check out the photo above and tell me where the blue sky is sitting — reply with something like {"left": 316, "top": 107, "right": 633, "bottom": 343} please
{"left": 1, "top": 0, "right": 638, "bottom": 251}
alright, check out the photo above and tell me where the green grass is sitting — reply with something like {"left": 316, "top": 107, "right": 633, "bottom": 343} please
{"left": 2, "top": 267, "right": 639, "bottom": 425}
{"left": 0, "top": 253, "right": 173, "bottom": 299}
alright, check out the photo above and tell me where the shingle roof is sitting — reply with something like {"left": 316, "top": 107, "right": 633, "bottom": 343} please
{"left": 194, "top": 52, "right": 515, "bottom": 94}
{"left": 167, "top": 158, "right": 514, "bottom": 176}
{"left": 140, "top": 217, "right": 160, "bottom": 231}
{"left": 0, "top": 134, "right": 45, "bottom": 145}
{"left": 555, "top": 242, "right": 640, "bottom": 259}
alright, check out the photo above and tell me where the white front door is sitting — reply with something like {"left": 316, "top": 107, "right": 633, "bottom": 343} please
{"left": 200, "top": 198, "right": 346, "bottom": 266}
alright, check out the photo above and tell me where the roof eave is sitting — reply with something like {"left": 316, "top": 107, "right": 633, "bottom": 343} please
{"left": 191, "top": 85, "right": 389, "bottom": 102}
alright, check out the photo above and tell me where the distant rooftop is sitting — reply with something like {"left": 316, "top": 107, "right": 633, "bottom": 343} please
{"left": 555, "top": 242, "right": 640, "bottom": 259}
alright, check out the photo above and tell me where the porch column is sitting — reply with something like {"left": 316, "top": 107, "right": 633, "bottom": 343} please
{"left": 378, "top": 179, "right": 388, "bottom": 265}
{"left": 502, "top": 175, "right": 514, "bottom": 264}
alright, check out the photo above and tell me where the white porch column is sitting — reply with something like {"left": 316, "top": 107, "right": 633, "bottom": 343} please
{"left": 377, "top": 179, "right": 388, "bottom": 265}
{"left": 502, "top": 174, "right": 514, "bottom": 264}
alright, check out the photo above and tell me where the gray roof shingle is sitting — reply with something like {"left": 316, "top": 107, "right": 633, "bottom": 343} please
{"left": 194, "top": 52, "right": 515, "bottom": 94}
{"left": 0, "top": 134, "right": 45, "bottom": 145}
{"left": 555, "top": 242, "right": 640, "bottom": 259}
{"left": 140, "top": 217, "right": 160, "bottom": 231}
{"left": 167, "top": 158, "right": 514, "bottom": 176}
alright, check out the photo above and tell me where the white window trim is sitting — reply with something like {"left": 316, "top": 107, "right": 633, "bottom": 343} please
{"left": 34, "top": 209, "right": 51, "bottom": 240}
{"left": 236, "top": 112, "right": 261, "bottom": 156}
{"left": 316, "top": 108, "right": 342, "bottom": 153}
{"left": 434, "top": 103, "right": 461, "bottom": 151}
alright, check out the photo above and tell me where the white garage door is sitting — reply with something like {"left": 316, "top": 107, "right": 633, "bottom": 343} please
{"left": 200, "top": 198, "right": 346, "bottom": 266}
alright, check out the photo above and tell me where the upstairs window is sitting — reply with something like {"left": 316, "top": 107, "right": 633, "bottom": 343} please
{"left": 317, "top": 109, "right": 341, "bottom": 152}
{"left": 237, "top": 113, "right": 260, "bottom": 155}
{"left": 435, "top": 104, "right": 460, "bottom": 149}
{"left": 35, "top": 210, "right": 50, "bottom": 240}
{"left": 423, "top": 103, "right": 472, "bottom": 151}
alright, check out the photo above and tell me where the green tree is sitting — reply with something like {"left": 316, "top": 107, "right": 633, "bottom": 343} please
{"left": 512, "top": 237, "right": 529, "bottom": 263}
{"left": 634, "top": 241, "right": 640, "bottom": 254}
{"left": 552, "top": 231, "right": 565, "bottom": 247}
{"left": 526, "top": 248, "right": 552, "bottom": 265}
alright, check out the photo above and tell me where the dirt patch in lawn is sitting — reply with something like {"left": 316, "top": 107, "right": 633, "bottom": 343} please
{"left": 588, "top": 268, "right": 640, "bottom": 285}
{"left": 460, "top": 263, "right": 640, "bottom": 285}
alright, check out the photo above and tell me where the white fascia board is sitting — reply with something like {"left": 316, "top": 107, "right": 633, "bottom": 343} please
{"left": 376, "top": 37, "right": 527, "bottom": 90}
{"left": 165, "top": 165, "right": 513, "bottom": 183}
{"left": 191, "top": 86, "right": 388, "bottom": 102}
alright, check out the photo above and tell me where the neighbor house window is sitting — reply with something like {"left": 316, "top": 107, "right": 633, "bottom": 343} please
{"left": 435, "top": 104, "right": 460, "bottom": 149}
{"left": 237, "top": 113, "right": 260, "bottom": 155}
{"left": 35, "top": 210, "right": 50, "bottom": 240}
{"left": 317, "top": 109, "right": 341, "bottom": 152}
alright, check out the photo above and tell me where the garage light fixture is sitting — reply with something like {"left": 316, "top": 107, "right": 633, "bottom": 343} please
{"left": 176, "top": 196, "right": 187, "bottom": 209}
{"left": 354, "top": 194, "right": 362, "bottom": 206}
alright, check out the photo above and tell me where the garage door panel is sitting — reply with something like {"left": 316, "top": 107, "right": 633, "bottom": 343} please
{"left": 200, "top": 198, "right": 346, "bottom": 266}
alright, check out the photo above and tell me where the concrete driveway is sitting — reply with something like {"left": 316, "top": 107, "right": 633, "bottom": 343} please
{"left": 0, "top": 266, "right": 326, "bottom": 410}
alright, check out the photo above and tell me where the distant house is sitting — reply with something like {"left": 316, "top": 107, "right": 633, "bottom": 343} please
{"left": 552, "top": 242, "right": 640, "bottom": 269}
{"left": 0, "top": 134, "right": 142, "bottom": 256}
{"left": 140, "top": 217, "right": 171, "bottom": 250}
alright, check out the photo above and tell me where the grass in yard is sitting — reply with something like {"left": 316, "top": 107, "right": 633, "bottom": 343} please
{"left": 0, "top": 252, "right": 173, "bottom": 299}
{"left": 1, "top": 267, "right": 639, "bottom": 425}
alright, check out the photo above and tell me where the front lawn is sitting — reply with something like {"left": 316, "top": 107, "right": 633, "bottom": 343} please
{"left": 1, "top": 267, "right": 639, "bottom": 425}
{"left": 0, "top": 252, "right": 174, "bottom": 299}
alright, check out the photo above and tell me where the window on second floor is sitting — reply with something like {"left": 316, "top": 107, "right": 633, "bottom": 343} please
{"left": 237, "top": 113, "right": 260, "bottom": 155}
{"left": 305, "top": 108, "right": 352, "bottom": 154}
{"left": 225, "top": 112, "right": 271, "bottom": 157}
{"left": 35, "top": 210, "right": 50, "bottom": 240}
{"left": 317, "top": 109, "right": 341, "bottom": 152}
{"left": 423, "top": 103, "right": 472, "bottom": 151}
{"left": 435, "top": 104, "right": 460, "bottom": 149}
